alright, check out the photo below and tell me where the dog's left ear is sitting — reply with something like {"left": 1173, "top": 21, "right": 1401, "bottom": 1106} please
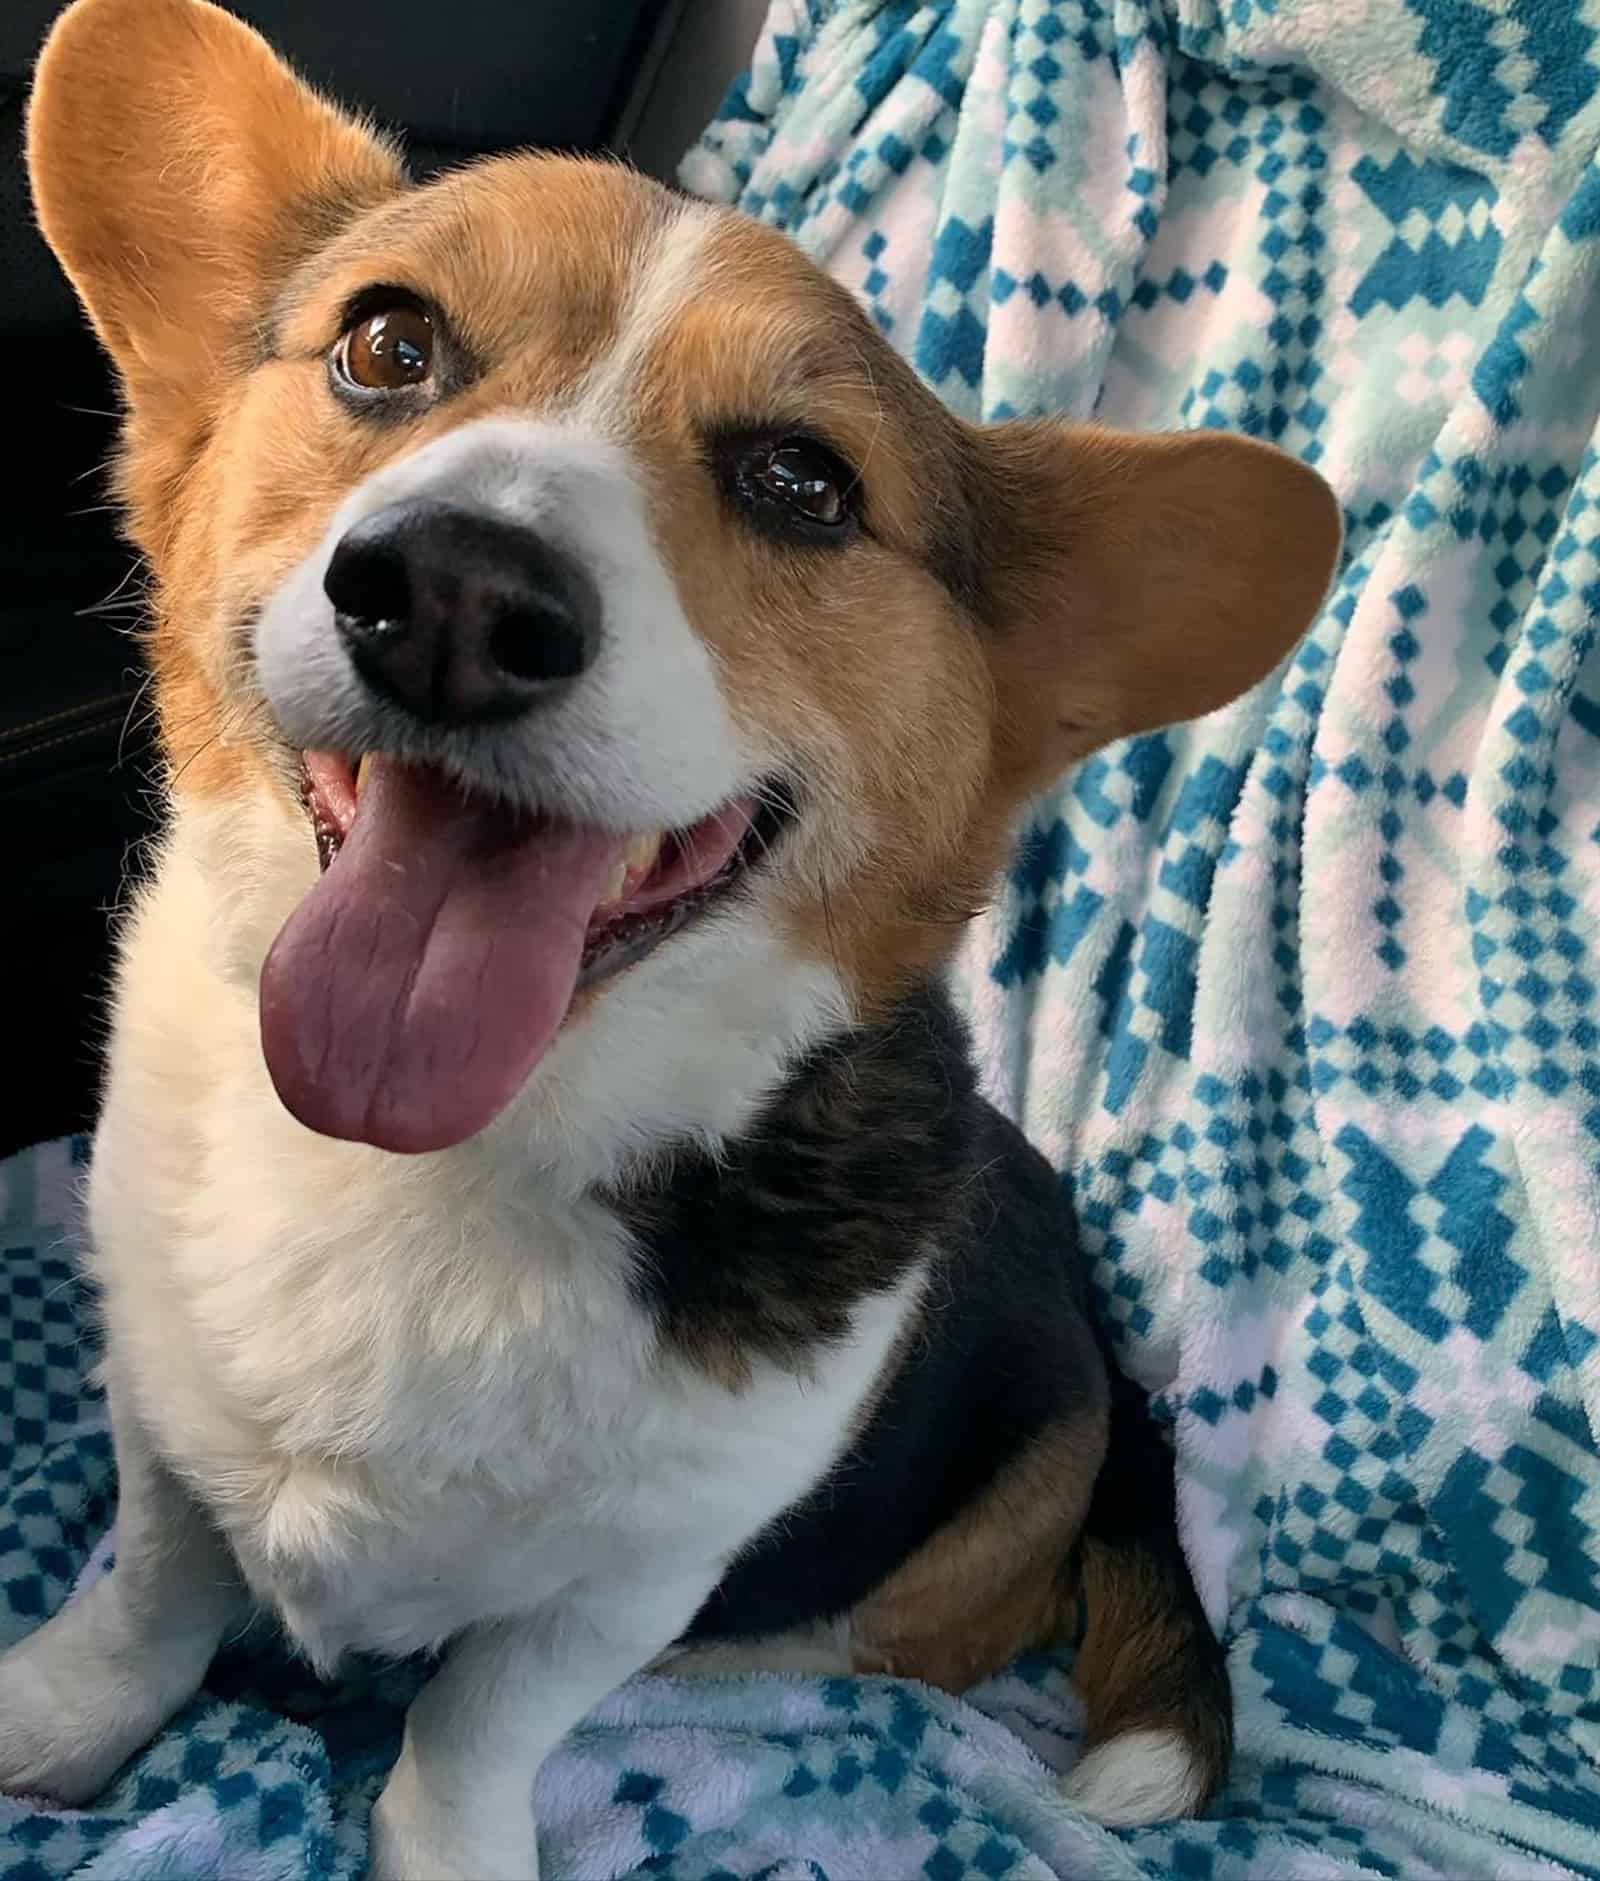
{"left": 27, "top": 0, "right": 402, "bottom": 415}
{"left": 978, "top": 422, "right": 1342, "bottom": 802}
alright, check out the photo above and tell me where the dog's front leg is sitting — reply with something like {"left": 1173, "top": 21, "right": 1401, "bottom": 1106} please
{"left": 0, "top": 1371, "right": 244, "bottom": 1803}
{"left": 369, "top": 1565, "right": 718, "bottom": 1881}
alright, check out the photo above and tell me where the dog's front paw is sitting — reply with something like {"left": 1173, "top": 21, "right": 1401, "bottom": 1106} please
{"left": 0, "top": 1613, "right": 161, "bottom": 1805}
{"left": 369, "top": 1758, "right": 538, "bottom": 1881}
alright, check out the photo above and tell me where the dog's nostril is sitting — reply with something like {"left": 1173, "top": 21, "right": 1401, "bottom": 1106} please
{"left": 488, "top": 611, "right": 590, "bottom": 685}
{"left": 325, "top": 532, "right": 411, "bottom": 631}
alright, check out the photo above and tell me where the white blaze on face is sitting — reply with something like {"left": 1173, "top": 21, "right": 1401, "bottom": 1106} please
{"left": 567, "top": 199, "right": 721, "bottom": 435}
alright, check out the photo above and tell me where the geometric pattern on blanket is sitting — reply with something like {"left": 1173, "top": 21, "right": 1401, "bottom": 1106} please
{"left": 5, "top": 0, "right": 1600, "bottom": 1875}
{"left": 684, "top": 0, "right": 1600, "bottom": 1875}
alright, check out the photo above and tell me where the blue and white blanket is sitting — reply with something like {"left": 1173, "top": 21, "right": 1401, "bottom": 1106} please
{"left": 7, "top": 0, "right": 1600, "bottom": 1872}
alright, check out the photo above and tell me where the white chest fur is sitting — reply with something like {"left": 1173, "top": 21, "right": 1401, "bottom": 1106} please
{"left": 85, "top": 804, "right": 907, "bottom": 1673}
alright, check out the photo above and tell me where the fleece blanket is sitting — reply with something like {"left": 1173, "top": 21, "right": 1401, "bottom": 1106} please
{"left": 6, "top": 0, "right": 1600, "bottom": 1873}
{"left": 691, "top": 0, "right": 1600, "bottom": 1871}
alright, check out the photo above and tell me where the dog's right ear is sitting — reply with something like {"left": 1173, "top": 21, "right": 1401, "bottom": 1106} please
{"left": 27, "top": 0, "right": 401, "bottom": 413}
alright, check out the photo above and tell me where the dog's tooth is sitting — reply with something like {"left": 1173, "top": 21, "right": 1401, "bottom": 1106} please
{"left": 624, "top": 831, "right": 662, "bottom": 874}
{"left": 355, "top": 754, "right": 372, "bottom": 796}
{"left": 597, "top": 859, "right": 629, "bottom": 907}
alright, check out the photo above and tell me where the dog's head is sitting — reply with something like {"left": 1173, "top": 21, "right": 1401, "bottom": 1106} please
{"left": 28, "top": 0, "right": 1340, "bottom": 1167}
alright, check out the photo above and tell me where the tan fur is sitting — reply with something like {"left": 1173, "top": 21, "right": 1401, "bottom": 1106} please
{"left": 628, "top": 217, "right": 1000, "bottom": 1012}
{"left": 27, "top": 0, "right": 402, "bottom": 660}
{"left": 1069, "top": 1535, "right": 1231, "bottom": 1776}
{"left": 849, "top": 1411, "right": 1106, "bottom": 1691}
{"left": 980, "top": 421, "right": 1344, "bottom": 802}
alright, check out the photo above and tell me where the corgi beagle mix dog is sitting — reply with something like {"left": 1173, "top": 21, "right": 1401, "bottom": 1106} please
{"left": 3, "top": 1, "right": 1340, "bottom": 1873}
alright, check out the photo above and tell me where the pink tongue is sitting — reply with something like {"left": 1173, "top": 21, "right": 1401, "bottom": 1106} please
{"left": 260, "top": 762, "right": 621, "bottom": 1153}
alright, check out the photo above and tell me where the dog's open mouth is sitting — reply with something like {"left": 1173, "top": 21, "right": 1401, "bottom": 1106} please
{"left": 258, "top": 751, "right": 787, "bottom": 1156}
{"left": 300, "top": 753, "right": 776, "bottom": 981}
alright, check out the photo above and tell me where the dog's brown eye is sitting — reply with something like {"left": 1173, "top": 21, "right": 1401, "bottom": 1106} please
{"left": 751, "top": 442, "right": 848, "bottom": 527}
{"left": 336, "top": 305, "right": 435, "bottom": 391}
{"left": 717, "top": 433, "right": 860, "bottom": 543}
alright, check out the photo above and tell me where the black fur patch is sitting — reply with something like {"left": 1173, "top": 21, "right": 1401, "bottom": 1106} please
{"left": 690, "top": 1099, "right": 1105, "bottom": 1642}
{"left": 925, "top": 430, "right": 997, "bottom": 621}
{"left": 609, "top": 982, "right": 1107, "bottom": 1642}
{"left": 610, "top": 985, "right": 988, "bottom": 1373}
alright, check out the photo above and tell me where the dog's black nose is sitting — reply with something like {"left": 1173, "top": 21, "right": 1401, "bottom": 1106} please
{"left": 325, "top": 500, "right": 601, "bottom": 725}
